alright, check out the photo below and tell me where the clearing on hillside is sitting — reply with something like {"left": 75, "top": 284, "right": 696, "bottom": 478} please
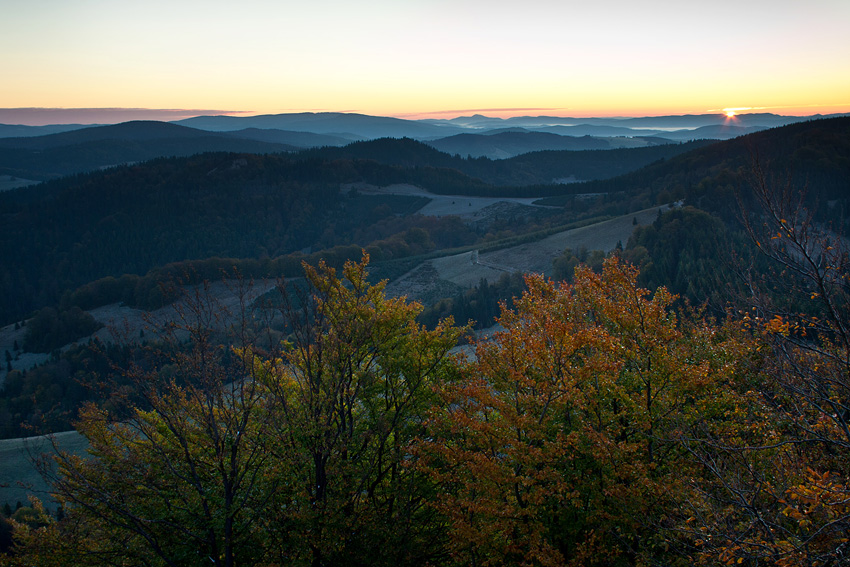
{"left": 387, "top": 205, "right": 666, "bottom": 300}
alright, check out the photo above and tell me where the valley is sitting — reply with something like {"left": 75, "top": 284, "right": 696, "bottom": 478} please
{"left": 0, "top": 114, "right": 847, "bottom": 566}
{"left": 0, "top": 199, "right": 664, "bottom": 511}
{"left": 4, "top": 0, "right": 848, "bottom": 561}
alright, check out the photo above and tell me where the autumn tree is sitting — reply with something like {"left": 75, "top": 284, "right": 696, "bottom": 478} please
{"left": 8, "top": 279, "right": 281, "bottom": 567}
{"left": 691, "top": 156, "right": 850, "bottom": 566}
{"left": 258, "top": 256, "right": 466, "bottom": 567}
{"left": 6, "top": 256, "right": 465, "bottom": 567}
{"left": 419, "top": 257, "right": 750, "bottom": 566}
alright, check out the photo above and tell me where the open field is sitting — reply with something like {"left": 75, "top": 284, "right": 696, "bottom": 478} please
{"left": 0, "top": 430, "right": 88, "bottom": 510}
{"left": 356, "top": 183, "right": 550, "bottom": 218}
{"left": 2, "top": 197, "right": 664, "bottom": 509}
{"left": 471, "top": 205, "right": 662, "bottom": 279}
{"left": 0, "top": 279, "right": 279, "bottom": 385}
{"left": 387, "top": 204, "right": 665, "bottom": 299}
{"left": 0, "top": 175, "right": 38, "bottom": 192}
{"left": 86, "top": 279, "right": 279, "bottom": 346}
{"left": 0, "top": 323, "right": 46, "bottom": 387}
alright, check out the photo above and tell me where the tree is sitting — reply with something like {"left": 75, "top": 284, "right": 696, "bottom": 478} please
{"left": 695, "top": 156, "right": 850, "bottom": 565}
{"left": 738, "top": 157, "right": 850, "bottom": 449}
{"left": 665, "top": 157, "right": 850, "bottom": 567}
{"left": 419, "top": 257, "right": 748, "bottom": 566}
{"left": 12, "top": 279, "right": 279, "bottom": 567}
{"left": 258, "top": 255, "right": 465, "bottom": 567}
{"left": 7, "top": 256, "right": 465, "bottom": 567}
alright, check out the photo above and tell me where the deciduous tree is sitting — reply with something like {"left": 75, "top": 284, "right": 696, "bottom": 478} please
{"left": 10, "top": 280, "right": 280, "bottom": 567}
{"left": 259, "top": 256, "right": 465, "bottom": 567}
{"left": 419, "top": 257, "right": 748, "bottom": 566}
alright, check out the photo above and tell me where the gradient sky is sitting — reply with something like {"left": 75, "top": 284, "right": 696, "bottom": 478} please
{"left": 2, "top": 0, "right": 849, "bottom": 124}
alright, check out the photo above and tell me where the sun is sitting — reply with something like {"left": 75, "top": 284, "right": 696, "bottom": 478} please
{"left": 724, "top": 109, "right": 737, "bottom": 118}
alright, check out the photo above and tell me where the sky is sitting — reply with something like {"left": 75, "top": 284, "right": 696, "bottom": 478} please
{"left": 1, "top": 0, "right": 849, "bottom": 125}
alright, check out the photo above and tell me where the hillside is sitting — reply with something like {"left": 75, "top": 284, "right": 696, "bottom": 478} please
{"left": 2, "top": 118, "right": 846, "bottom": 327}
{"left": 225, "top": 127, "right": 352, "bottom": 147}
{"left": 0, "top": 431, "right": 89, "bottom": 511}
{"left": 2, "top": 119, "right": 849, "bottom": 550}
{"left": 300, "top": 137, "right": 715, "bottom": 185}
{"left": 425, "top": 131, "right": 612, "bottom": 158}
{"left": 0, "top": 153, "right": 450, "bottom": 323}
{"left": 0, "top": 121, "right": 298, "bottom": 180}
{"left": 386, "top": 205, "right": 663, "bottom": 303}
{"left": 538, "top": 117, "right": 850, "bottom": 225}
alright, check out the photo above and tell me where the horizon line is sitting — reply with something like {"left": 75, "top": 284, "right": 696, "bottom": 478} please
{"left": 1, "top": 106, "right": 849, "bottom": 127}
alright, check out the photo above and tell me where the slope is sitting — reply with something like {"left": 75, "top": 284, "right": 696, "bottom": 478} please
{"left": 0, "top": 121, "right": 299, "bottom": 179}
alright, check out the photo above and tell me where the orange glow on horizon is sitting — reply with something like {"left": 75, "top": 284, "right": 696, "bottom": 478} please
{"left": 2, "top": 103, "right": 849, "bottom": 127}
{"left": 2, "top": 1, "right": 848, "bottom": 127}
{"left": 393, "top": 103, "right": 850, "bottom": 122}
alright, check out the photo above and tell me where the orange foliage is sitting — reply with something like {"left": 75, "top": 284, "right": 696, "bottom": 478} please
{"left": 419, "top": 257, "right": 748, "bottom": 566}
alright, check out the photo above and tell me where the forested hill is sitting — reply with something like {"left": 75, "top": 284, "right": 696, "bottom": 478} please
{"left": 0, "top": 153, "right": 464, "bottom": 323}
{"left": 540, "top": 117, "right": 850, "bottom": 226}
{"left": 0, "top": 121, "right": 299, "bottom": 180}
{"left": 1, "top": 117, "right": 846, "bottom": 325}
{"left": 298, "top": 137, "right": 716, "bottom": 185}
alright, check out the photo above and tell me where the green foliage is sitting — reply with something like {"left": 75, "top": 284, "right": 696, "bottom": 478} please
{"left": 7, "top": 257, "right": 465, "bottom": 567}
{"left": 257, "top": 256, "right": 466, "bottom": 567}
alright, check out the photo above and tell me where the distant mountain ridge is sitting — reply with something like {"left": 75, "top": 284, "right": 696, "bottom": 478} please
{"left": 0, "top": 121, "right": 249, "bottom": 149}
{"left": 0, "top": 121, "right": 300, "bottom": 180}
{"left": 0, "top": 123, "right": 99, "bottom": 138}
{"left": 2, "top": 112, "right": 847, "bottom": 179}
{"left": 173, "top": 112, "right": 465, "bottom": 139}
{"left": 4, "top": 111, "right": 845, "bottom": 143}
{"left": 0, "top": 116, "right": 846, "bottom": 326}
{"left": 171, "top": 111, "right": 849, "bottom": 146}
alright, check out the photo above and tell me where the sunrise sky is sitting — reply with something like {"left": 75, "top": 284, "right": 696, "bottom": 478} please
{"left": 2, "top": 0, "right": 849, "bottom": 125}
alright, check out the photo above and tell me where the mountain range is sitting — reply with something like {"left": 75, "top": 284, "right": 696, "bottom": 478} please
{"left": 1, "top": 115, "right": 847, "bottom": 328}
{"left": 1, "top": 111, "right": 844, "bottom": 181}
{"left": 3, "top": 111, "right": 842, "bottom": 143}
